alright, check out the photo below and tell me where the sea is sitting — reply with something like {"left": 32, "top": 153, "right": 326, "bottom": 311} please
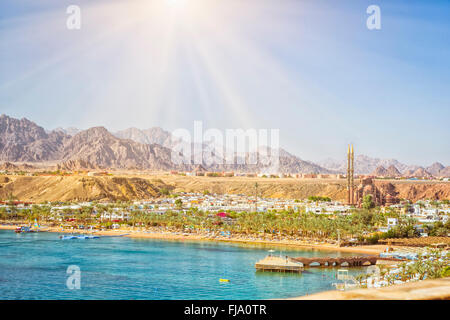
{"left": 0, "top": 229, "right": 365, "bottom": 300}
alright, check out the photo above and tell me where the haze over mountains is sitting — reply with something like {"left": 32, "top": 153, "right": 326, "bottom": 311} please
{"left": 0, "top": 115, "right": 329, "bottom": 174}
{"left": 114, "top": 127, "right": 175, "bottom": 149}
{"left": 0, "top": 114, "right": 448, "bottom": 177}
{"left": 319, "top": 156, "right": 409, "bottom": 174}
{"left": 318, "top": 156, "right": 449, "bottom": 177}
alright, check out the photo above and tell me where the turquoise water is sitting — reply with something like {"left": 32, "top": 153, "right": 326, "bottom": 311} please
{"left": 0, "top": 230, "right": 365, "bottom": 300}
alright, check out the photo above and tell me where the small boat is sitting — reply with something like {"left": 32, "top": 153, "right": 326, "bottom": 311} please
{"left": 60, "top": 235, "right": 75, "bottom": 240}
{"left": 219, "top": 279, "right": 230, "bottom": 282}
{"left": 60, "top": 235, "right": 100, "bottom": 240}
{"left": 15, "top": 226, "right": 36, "bottom": 233}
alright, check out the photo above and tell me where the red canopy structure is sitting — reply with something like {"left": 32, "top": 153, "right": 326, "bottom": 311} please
{"left": 216, "top": 212, "right": 228, "bottom": 218}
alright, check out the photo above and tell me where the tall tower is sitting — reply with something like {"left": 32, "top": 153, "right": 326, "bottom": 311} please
{"left": 347, "top": 144, "right": 355, "bottom": 205}
{"left": 350, "top": 144, "right": 354, "bottom": 205}
{"left": 347, "top": 145, "right": 351, "bottom": 204}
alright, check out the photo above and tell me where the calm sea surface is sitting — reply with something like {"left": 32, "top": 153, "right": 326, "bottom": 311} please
{"left": 0, "top": 230, "right": 365, "bottom": 300}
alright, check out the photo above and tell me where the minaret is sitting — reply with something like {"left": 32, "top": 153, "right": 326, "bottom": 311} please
{"left": 347, "top": 144, "right": 355, "bottom": 205}
{"left": 347, "top": 145, "right": 351, "bottom": 204}
{"left": 350, "top": 144, "right": 354, "bottom": 205}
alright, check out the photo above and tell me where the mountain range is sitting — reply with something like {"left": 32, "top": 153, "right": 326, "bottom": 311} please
{"left": 0, "top": 115, "right": 330, "bottom": 173}
{"left": 0, "top": 114, "right": 448, "bottom": 176}
{"left": 318, "top": 155, "right": 449, "bottom": 177}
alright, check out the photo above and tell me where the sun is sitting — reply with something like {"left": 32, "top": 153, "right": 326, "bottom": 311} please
{"left": 166, "top": 0, "right": 188, "bottom": 8}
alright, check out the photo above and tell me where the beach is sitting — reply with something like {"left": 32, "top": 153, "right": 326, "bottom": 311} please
{"left": 289, "top": 277, "right": 450, "bottom": 300}
{"left": 0, "top": 224, "right": 388, "bottom": 255}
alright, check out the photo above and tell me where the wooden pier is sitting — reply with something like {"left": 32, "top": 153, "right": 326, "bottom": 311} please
{"left": 255, "top": 255, "right": 379, "bottom": 273}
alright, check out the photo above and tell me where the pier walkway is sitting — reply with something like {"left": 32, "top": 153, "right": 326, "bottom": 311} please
{"left": 291, "top": 256, "right": 378, "bottom": 267}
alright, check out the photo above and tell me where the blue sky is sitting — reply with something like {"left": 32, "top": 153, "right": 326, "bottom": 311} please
{"left": 0, "top": 0, "right": 449, "bottom": 165}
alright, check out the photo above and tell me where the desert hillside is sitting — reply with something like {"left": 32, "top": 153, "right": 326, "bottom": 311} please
{"left": 0, "top": 175, "right": 448, "bottom": 203}
{"left": 0, "top": 176, "right": 172, "bottom": 202}
{"left": 163, "top": 176, "right": 450, "bottom": 202}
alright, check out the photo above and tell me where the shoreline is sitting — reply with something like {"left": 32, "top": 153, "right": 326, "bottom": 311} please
{"left": 289, "top": 277, "right": 450, "bottom": 300}
{"left": 0, "top": 224, "right": 387, "bottom": 254}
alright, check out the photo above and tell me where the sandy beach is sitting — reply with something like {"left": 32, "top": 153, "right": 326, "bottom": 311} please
{"left": 0, "top": 224, "right": 388, "bottom": 254}
{"left": 289, "top": 277, "right": 450, "bottom": 300}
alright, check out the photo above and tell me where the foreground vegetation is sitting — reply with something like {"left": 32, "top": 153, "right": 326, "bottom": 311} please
{"left": 355, "top": 248, "right": 450, "bottom": 287}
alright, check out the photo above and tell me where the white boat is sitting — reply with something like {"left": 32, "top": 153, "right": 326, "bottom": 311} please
{"left": 60, "top": 235, "right": 100, "bottom": 240}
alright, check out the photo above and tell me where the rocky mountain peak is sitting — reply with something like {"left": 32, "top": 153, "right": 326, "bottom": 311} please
{"left": 426, "top": 162, "right": 445, "bottom": 176}
{"left": 385, "top": 165, "right": 401, "bottom": 177}
{"left": 371, "top": 165, "right": 388, "bottom": 176}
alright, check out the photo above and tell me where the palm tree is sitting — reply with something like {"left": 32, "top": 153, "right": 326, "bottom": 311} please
{"left": 355, "top": 274, "right": 366, "bottom": 287}
{"left": 0, "top": 207, "right": 7, "bottom": 221}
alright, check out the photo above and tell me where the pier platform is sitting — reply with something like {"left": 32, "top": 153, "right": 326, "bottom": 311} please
{"left": 255, "top": 256, "right": 304, "bottom": 273}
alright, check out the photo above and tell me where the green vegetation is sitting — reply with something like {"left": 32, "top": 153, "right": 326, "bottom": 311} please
{"left": 425, "top": 221, "right": 450, "bottom": 237}
{"left": 159, "top": 188, "right": 170, "bottom": 196}
{"left": 1, "top": 199, "right": 449, "bottom": 244}
{"left": 394, "top": 249, "right": 449, "bottom": 281}
{"left": 123, "top": 208, "right": 391, "bottom": 241}
{"left": 308, "top": 196, "right": 331, "bottom": 202}
{"left": 363, "top": 219, "right": 450, "bottom": 244}
{"left": 362, "top": 194, "right": 375, "bottom": 209}
{"left": 206, "top": 172, "right": 221, "bottom": 177}
{"left": 175, "top": 199, "right": 183, "bottom": 209}
{"left": 355, "top": 249, "right": 450, "bottom": 288}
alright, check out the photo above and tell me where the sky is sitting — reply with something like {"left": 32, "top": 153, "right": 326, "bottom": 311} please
{"left": 0, "top": 0, "right": 449, "bottom": 166}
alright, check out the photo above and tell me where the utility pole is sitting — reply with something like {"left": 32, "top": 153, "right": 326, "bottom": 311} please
{"left": 254, "top": 182, "right": 258, "bottom": 213}
{"left": 337, "top": 229, "right": 341, "bottom": 247}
